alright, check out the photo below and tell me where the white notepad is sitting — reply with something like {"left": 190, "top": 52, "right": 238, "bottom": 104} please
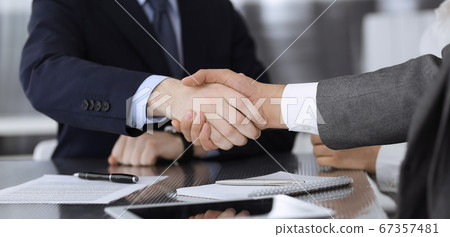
{"left": 176, "top": 171, "right": 352, "bottom": 200}
{"left": 0, "top": 174, "right": 167, "bottom": 204}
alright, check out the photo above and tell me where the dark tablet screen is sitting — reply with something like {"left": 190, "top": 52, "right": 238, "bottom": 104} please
{"left": 129, "top": 198, "right": 274, "bottom": 219}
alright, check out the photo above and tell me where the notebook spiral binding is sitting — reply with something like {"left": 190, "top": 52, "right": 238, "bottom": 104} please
{"left": 248, "top": 176, "right": 354, "bottom": 198}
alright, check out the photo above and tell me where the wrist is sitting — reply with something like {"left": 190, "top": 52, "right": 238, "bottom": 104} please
{"left": 173, "top": 135, "right": 185, "bottom": 155}
{"left": 147, "top": 78, "right": 181, "bottom": 117}
{"left": 365, "top": 146, "right": 381, "bottom": 174}
{"left": 261, "top": 84, "right": 287, "bottom": 129}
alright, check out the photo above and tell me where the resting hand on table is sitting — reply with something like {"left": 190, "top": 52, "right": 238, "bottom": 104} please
{"left": 108, "top": 131, "right": 207, "bottom": 167}
{"left": 149, "top": 78, "right": 263, "bottom": 150}
{"left": 189, "top": 208, "right": 250, "bottom": 219}
{"left": 171, "top": 69, "right": 287, "bottom": 151}
{"left": 311, "top": 134, "right": 380, "bottom": 174}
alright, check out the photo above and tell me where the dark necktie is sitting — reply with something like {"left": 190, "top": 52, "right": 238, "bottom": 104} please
{"left": 147, "top": 0, "right": 182, "bottom": 78}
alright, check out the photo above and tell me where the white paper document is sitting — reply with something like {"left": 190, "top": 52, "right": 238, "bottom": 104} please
{"left": 176, "top": 171, "right": 337, "bottom": 200}
{"left": 0, "top": 174, "right": 167, "bottom": 204}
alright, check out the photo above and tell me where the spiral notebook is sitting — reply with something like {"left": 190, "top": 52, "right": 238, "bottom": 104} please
{"left": 176, "top": 171, "right": 353, "bottom": 200}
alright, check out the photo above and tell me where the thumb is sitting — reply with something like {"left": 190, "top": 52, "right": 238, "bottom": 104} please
{"left": 182, "top": 69, "right": 257, "bottom": 99}
{"left": 182, "top": 69, "right": 236, "bottom": 87}
{"left": 108, "top": 155, "right": 119, "bottom": 166}
{"left": 182, "top": 70, "right": 208, "bottom": 87}
{"left": 171, "top": 120, "right": 181, "bottom": 133}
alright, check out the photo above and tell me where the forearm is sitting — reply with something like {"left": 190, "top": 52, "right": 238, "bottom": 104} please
{"left": 21, "top": 54, "right": 150, "bottom": 135}
{"left": 260, "top": 84, "right": 288, "bottom": 129}
{"left": 20, "top": 0, "right": 151, "bottom": 136}
{"left": 317, "top": 54, "right": 442, "bottom": 149}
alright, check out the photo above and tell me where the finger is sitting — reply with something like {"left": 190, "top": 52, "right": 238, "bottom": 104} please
{"left": 182, "top": 70, "right": 254, "bottom": 95}
{"left": 204, "top": 100, "right": 249, "bottom": 146}
{"left": 171, "top": 120, "right": 181, "bottom": 133}
{"left": 111, "top": 136, "right": 127, "bottom": 164}
{"left": 313, "top": 144, "right": 334, "bottom": 158}
{"left": 203, "top": 210, "right": 222, "bottom": 219}
{"left": 121, "top": 137, "right": 136, "bottom": 165}
{"left": 140, "top": 145, "right": 158, "bottom": 166}
{"left": 231, "top": 92, "right": 268, "bottom": 128}
{"left": 208, "top": 117, "right": 247, "bottom": 147}
{"left": 221, "top": 86, "right": 267, "bottom": 127}
{"left": 313, "top": 145, "right": 334, "bottom": 157}
{"left": 311, "top": 134, "right": 323, "bottom": 145}
{"left": 191, "top": 112, "right": 205, "bottom": 146}
{"left": 199, "top": 123, "right": 219, "bottom": 151}
{"left": 183, "top": 70, "right": 267, "bottom": 126}
{"left": 223, "top": 99, "right": 260, "bottom": 139}
{"left": 209, "top": 125, "right": 233, "bottom": 150}
{"left": 181, "top": 69, "right": 234, "bottom": 87}
{"left": 180, "top": 111, "right": 194, "bottom": 142}
{"left": 139, "top": 135, "right": 158, "bottom": 166}
{"left": 193, "top": 213, "right": 205, "bottom": 219}
{"left": 217, "top": 208, "right": 237, "bottom": 219}
{"left": 130, "top": 136, "right": 146, "bottom": 167}
{"left": 108, "top": 155, "right": 119, "bottom": 166}
{"left": 316, "top": 156, "right": 336, "bottom": 167}
{"left": 236, "top": 210, "right": 250, "bottom": 218}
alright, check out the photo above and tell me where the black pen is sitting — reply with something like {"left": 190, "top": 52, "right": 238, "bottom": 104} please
{"left": 73, "top": 172, "right": 139, "bottom": 184}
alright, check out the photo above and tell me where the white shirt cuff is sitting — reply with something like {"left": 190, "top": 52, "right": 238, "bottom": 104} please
{"left": 376, "top": 143, "right": 407, "bottom": 193}
{"left": 127, "top": 75, "right": 169, "bottom": 129}
{"left": 281, "top": 83, "right": 319, "bottom": 134}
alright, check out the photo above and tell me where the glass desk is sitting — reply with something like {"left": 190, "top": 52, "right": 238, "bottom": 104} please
{"left": 0, "top": 153, "right": 387, "bottom": 219}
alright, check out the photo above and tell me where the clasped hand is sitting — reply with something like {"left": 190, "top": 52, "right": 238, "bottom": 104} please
{"left": 149, "top": 75, "right": 276, "bottom": 151}
{"left": 169, "top": 69, "right": 286, "bottom": 151}
{"left": 109, "top": 72, "right": 274, "bottom": 166}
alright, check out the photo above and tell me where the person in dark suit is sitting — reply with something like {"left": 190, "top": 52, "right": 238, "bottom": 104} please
{"left": 20, "top": 0, "right": 295, "bottom": 164}
{"left": 176, "top": 45, "right": 450, "bottom": 218}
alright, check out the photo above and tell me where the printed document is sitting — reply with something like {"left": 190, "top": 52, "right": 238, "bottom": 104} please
{"left": 0, "top": 174, "right": 167, "bottom": 204}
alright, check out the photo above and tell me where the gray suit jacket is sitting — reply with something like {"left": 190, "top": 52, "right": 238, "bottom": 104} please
{"left": 317, "top": 51, "right": 442, "bottom": 150}
{"left": 317, "top": 45, "right": 450, "bottom": 218}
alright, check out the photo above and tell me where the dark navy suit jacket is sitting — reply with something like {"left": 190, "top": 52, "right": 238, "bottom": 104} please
{"left": 20, "top": 0, "right": 295, "bottom": 159}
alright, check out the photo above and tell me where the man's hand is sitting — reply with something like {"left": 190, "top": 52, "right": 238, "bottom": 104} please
{"left": 171, "top": 69, "right": 287, "bottom": 151}
{"left": 172, "top": 110, "right": 220, "bottom": 151}
{"left": 189, "top": 208, "right": 250, "bottom": 219}
{"left": 108, "top": 131, "right": 207, "bottom": 167}
{"left": 181, "top": 69, "right": 286, "bottom": 129}
{"left": 311, "top": 135, "right": 380, "bottom": 174}
{"left": 148, "top": 78, "right": 263, "bottom": 150}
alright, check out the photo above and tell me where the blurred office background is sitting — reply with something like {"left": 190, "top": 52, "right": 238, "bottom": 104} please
{"left": 0, "top": 0, "right": 444, "bottom": 158}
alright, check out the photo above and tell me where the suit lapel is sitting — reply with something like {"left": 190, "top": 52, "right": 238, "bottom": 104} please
{"left": 178, "top": 0, "right": 208, "bottom": 76}
{"left": 96, "top": 0, "right": 171, "bottom": 75}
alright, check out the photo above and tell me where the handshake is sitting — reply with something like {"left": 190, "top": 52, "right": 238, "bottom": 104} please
{"left": 148, "top": 69, "right": 288, "bottom": 151}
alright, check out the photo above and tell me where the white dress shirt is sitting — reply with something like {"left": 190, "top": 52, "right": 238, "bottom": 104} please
{"left": 376, "top": 143, "right": 407, "bottom": 193}
{"left": 130, "top": 0, "right": 181, "bottom": 130}
{"left": 129, "top": 0, "right": 220, "bottom": 157}
{"left": 281, "top": 83, "right": 406, "bottom": 193}
{"left": 281, "top": 83, "right": 319, "bottom": 134}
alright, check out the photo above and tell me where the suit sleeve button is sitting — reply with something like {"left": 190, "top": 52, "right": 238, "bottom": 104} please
{"left": 94, "top": 101, "right": 102, "bottom": 111}
{"left": 101, "top": 101, "right": 110, "bottom": 112}
{"left": 89, "top": 100, "right": 95, "bottom": 110}
{"left": 81, "top": 100, "right": 89, "bottom": 111}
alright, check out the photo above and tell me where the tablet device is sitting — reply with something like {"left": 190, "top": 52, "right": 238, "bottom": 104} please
{"left": 105, "top": 195, "right": 335, "bottom": 219}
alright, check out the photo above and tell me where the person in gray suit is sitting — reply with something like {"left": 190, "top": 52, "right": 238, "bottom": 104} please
{"left": 174, "top": 44, "right": 449, "bottom": 218}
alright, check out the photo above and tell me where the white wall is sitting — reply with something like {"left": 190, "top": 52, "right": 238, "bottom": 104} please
{"left": 0, "top": 0, "right": 34, "bottom": 115}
